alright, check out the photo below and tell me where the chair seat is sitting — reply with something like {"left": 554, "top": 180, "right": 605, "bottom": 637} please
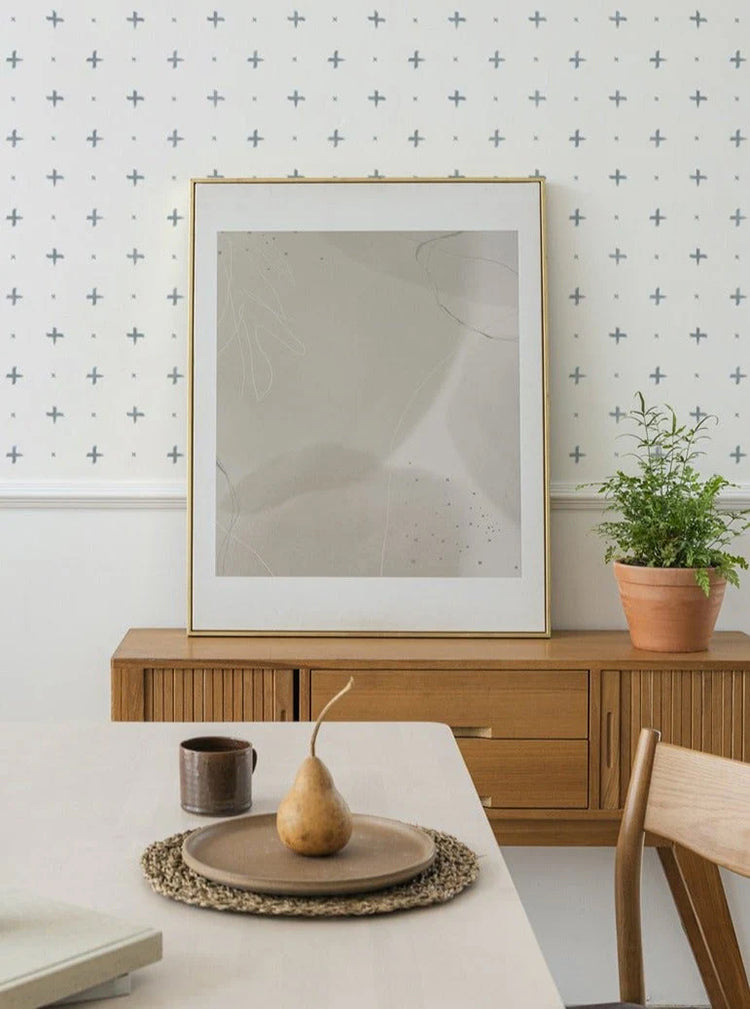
{"left": 567, "top": 1003, "right": 643, "bottom": 1008}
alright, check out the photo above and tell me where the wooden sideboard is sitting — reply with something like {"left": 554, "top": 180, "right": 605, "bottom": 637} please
{"left": 111, "top": 628, "right": 750, "bottom": 845}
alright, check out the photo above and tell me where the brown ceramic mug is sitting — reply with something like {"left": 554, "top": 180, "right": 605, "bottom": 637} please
{"left": 179, "top": 736, "right": 258, "bottom": 816}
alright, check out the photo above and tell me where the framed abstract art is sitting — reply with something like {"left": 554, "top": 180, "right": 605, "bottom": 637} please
{"left": 188, "top": 177, "right": 549, "bottom": 635}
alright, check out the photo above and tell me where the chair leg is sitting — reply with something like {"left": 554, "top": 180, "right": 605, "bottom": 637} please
{"left": 657, "top": 843, "right": 750, "bottom": 1009}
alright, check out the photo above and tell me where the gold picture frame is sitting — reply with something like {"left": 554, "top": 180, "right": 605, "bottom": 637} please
{"left": 188, "top": 177, "right": 549, "bottom": 636}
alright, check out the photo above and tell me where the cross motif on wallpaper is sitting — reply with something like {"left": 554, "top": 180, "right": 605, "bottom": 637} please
{"left": 0, "top": 2, "right": 747, "bottom": 484}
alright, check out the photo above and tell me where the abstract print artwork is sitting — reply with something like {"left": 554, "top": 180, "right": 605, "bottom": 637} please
{"left": 190, "top": 179, "right": 547, "bottom": 634}
{"left": 215, "top": 228, "right": 520, "bottom": 579}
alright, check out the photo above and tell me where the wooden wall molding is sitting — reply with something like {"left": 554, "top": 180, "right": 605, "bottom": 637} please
{"left": 4, "top": 480, "right": 750, "bottom": 510}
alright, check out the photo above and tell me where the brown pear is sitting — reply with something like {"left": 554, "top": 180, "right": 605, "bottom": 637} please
{"left": 276, "top": 678, "right": 354, "bottom": 856}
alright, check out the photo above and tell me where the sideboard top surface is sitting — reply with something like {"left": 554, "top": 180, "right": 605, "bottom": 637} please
{"left": 112, "top": 628, "right": 750, "bottom": 669}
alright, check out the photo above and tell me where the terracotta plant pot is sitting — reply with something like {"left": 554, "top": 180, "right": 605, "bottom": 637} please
{"left": 613, "top": 561, "right": 726, "bottom": 653}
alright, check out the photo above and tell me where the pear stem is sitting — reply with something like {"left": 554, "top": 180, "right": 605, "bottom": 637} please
{"left": 310, "top": 676, "right": 354, "bottom": 757}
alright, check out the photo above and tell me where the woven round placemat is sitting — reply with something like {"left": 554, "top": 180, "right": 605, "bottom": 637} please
{"left": 141, "top": 826, "right": 479, "bottom": 917}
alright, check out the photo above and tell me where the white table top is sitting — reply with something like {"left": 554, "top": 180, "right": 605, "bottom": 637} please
{"left": 2, "top": 721, "right": 563, "bottom": 1009}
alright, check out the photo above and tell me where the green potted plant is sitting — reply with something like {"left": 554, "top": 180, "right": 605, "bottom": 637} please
{"left": 588, "top": 393, "right": 750, "bottom": 652}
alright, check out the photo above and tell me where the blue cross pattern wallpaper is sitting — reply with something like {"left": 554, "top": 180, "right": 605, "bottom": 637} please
{"left": 1, "top": 1, "right": 748, "bottom": 490}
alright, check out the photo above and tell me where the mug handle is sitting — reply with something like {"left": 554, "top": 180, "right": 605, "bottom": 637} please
{"left": 251, "top": 746, "right": 258, "bottom": 772}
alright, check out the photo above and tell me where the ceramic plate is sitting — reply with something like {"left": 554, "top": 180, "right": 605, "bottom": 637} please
{"left": 182, "top": 813, "right": 436, "bottom": 896}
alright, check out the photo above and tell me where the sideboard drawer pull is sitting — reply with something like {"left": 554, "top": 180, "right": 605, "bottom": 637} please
{"left": 451, "top": 726, "right": 492, "bottom": 739}
{"left": 478, "top": 795, "right": 493, "bottom": 808}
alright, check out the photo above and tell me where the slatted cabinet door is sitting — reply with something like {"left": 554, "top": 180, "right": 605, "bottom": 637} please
{"left": 600, "top": 667, "right": 750, "bottom": 808}
{"left": 112, "top": 664, "right": 293, "bottom": 722}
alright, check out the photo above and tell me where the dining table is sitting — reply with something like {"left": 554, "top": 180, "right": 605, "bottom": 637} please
{"left": 2, "top": 720, "right": 564, "bottom": 1009}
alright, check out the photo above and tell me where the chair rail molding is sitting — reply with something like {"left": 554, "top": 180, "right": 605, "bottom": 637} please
{"left": 551, "top": 481, "right": 750, "bottom": 511}
{"left": 0, "top": 480, "right": 187, "bottom": 509}
{"left": 1, "top": 479, "right": 749, "bottom": 511}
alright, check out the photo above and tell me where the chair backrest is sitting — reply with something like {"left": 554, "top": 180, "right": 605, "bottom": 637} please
{"left": 615, "top": 727, "right": 750, "bottom": 1009}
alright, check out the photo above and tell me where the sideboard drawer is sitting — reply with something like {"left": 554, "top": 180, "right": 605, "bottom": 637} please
{"left": 457, "top": 739, "right": 589, "bottom": 809}
{"left": 310, "top": 669, "right": 589, "bottom": 739}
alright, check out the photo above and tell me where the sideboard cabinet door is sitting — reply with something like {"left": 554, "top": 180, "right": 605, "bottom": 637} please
{"left": 599, "top": 667, "right": 750, "bottom": 809}
{"left": 112, "top": 664, "right": 294, "bottom": 722}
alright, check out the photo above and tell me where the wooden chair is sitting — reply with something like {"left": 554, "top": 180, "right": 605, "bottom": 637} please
{"left": 570, "top": 726, "right": 750, "bottom": 1009}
